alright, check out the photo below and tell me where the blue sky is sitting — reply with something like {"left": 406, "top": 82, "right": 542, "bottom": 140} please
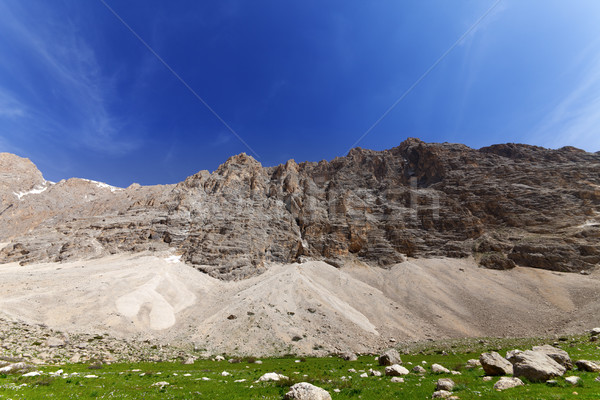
{"left": 1, "top": 0, "right": 599, "bottom": 187}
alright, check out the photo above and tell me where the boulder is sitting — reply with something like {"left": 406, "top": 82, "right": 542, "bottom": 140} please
{"left": 436, "top": 378, "right": 455, "bottom": 391}
{"left": 575, "top": 360, "right": 600, "bottom": 372}
{"left": 511, "top": 350, "right": 566, "bottom": 382}
{"left": 531, "top": 345, "right": 572, "bottom": 369}
{"left": 565, "top": 376, "right": 581, "bottom": 385}
{"left": 258, "top": 372, "right": 288, "bottom": 382}
{"left": 590, "top": 328, "right": 600, "bottom": 336}
{"left": 480, "top": 351, "right": 513, "bottom": 376}
{"left": 493, "top": 377, "right": 524, "bottom": 391}
{"left": 412, "top": 365, "right": 427, "bottom": 374}
{"left": 284, "top": 382, "right": 331, "bottom": 400}
{"left": 431, "top": 364, "right": 450, "bottom": 374}
{"left": 390, "top": 377, "right": 404, "bottom": 383}
{"left": 384, "top": 364, "right": 409, "bottom": 376}
{"left": 340, "top": 352, "right": 357, "bottom": 361}
{"left": 378, "top": 349, "right": 402, "bottom": 366}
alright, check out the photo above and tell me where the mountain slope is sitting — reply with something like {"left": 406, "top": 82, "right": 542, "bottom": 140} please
{"left": 1, "top": 139, "right": 599, "bottom": 279}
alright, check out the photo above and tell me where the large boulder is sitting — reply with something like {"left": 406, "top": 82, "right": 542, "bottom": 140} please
{"left": 531, "top": 345, "right": 572, "bottom": 369}
{"left": 493, "top": 377, "right": 524, "bottom": 391}
{"left": 480, "top": 352, "right": 513, "bottom": 376}
{"left": 511, "top": 350, "right": 566, "bottom": 382}
{"left": 284, "top": 382, "right": 332, "bottom": 400}
{"left": 378, "top": 349, "right": 402, "bottom": 366}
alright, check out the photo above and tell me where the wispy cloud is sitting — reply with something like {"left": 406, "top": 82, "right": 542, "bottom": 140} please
{"left": 531, "top": 44, "right": 600, "bottom": 152}
{"left": 0, "top": 1, "right": 139, "bottom": 155}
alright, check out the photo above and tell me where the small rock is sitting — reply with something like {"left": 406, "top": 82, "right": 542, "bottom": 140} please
{"left": 340, "top": 352, "right": 357, "bottom": 361}
{"left": 390, "top": 377, "right": 404, "bottom": 383}
{"left": 412, "top": 365, "right": 426, "bottom": 374}
{"left": 284, "top": 382, "right": 332, "bottom": 400}
{"left": 432, "top": 390, "right": 453, "bottom": 398}
{"left": 359, "top": 372, "right": 368, "bottom": 378}
{"left": 378, "top": 349, "right": 402, "bottom": 366}
{"left": 258, "top": 372, "right": 288, "bottom": 382}
{"left": 182, "top": 357, "right": 194, "bottom": 365}
{"left": 84, "top": 375, "right": 98, "bottom": 378}
{"left": 465, "top": 359, "right": 481, "bottom": 368}
{"left": 214, "top": 355, "right": 225, "bottom": 361}
{"left": 436, "top": 378, "right": 455, "bottom": 391}
{"left": 385, "top": 364, "right": 409, "bottom": 376}
{"left": 546, "top": 379, "right": 559, "bottom": 386}
{"left": 575, "top": 359, "right": 600, "bottom": 372}
{"left": 151, "top": 381, "right": 169, "bottom": 387}
{"left": 493, "top": 377, "right": 524, "bottom": 391}
{"left": 431, "top": 363, "right": 450, "bottom": 374}
{"left": 590, "top": 328, "right": 600, "bottom": 336}
{"left": 369, "top": 369, "right": 382, "bottom": 377}
{"left": 22, "top": 371, "right": 42, "bottom": 377}
{"left": 565, "top": 376, "right": 581, "bottom": 385}
{"left": 482, "top": 376, "right": 493, "bottom": 382}
{"left": 221, "top": 371, "right": 230, "bottom": 376}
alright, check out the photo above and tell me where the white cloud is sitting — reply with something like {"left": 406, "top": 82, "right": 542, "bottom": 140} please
{"left": 0, "top": 1, "right": 140, "bottom": 155}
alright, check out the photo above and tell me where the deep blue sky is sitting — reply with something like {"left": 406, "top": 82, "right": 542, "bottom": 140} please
{"left": 1, "top": 1, "right": 600, "bottom": 187}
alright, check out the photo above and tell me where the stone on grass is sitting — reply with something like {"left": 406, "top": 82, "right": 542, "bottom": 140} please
{"left": 431, "top": 363, "right": 450, "bottom": 374}
{"left": 258, "top": 372, "right": 288, "bottom": 382}
{"left": 432, "top": 390, "right": 453, "bottom": 398}
{"left": 412, "top": 365, "right": 426, "bottom": 374}
{"left": 480, "top": 351, "right": 513, "bottom": 376}
{"left": 465, "top": 359, "right": 481, "bottom": 368}
{"left": 390, "top": 377, "right": 404, "bottom": 383}
{"left": 565, "top": 376, "right": 581, "bottom": 385}
{"left": 378, "top": 349, "right": 402, "bottom": 366}
{"left": 284, "top": 382, "right": 332, "bottom": 400}
{"left": 22, "top": 371, "right": 43, "bottom": 377}
{"left": 493, "top": 377, "right": 524, "bottom": 391}
{"left": 369, "top": 369, "right": 382, "bottom": 377}
{"left": 512, "top": 350, "right": 566, "bottom": 382}
{"left": 531, "top": 345, "right": 572, "bottom": 369}
{"left": 340, "top": 352, "right": 357, "bottom": 361}
{"left": 436, "top": 378, "right": 455, "bottom": 391}
{"left": 0, "top": 363, "right": 34, "bottom": 374}
{"left": 575, "top": 360, "right": 600, "bottom": 372}
{"left": 385, "top": 364, "right": 409, "bottom": 376}
{"left": 151, "top": 381, "right": 169, "bottom": 387}
{"left": 590, "top": 328, "right": 600, "bottom": 336}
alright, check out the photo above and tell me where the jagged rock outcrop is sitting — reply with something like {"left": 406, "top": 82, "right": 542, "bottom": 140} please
{"left": 1, "top": 138, "right": 599, "bottom": 280}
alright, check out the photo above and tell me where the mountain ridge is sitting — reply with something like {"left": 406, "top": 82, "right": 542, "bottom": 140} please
{"left": 1, "top": 138, "right": 599, "bottom": 279}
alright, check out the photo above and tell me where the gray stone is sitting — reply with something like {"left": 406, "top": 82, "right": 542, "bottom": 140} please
{"left": 431, "top": 390, "right": 453, "bottom": 399}
{"left": 565, "top": 376, "right": 581, "bottom": 385}
{"left": 512, "top": 350, "right": 566, "bottom": 382}
{"left": 575, "top": 360, "right": 600, "bottom": 372}
{"left": 436, "top": 378, "right": 455, "bottom": 391}
{"left": 480, "top": 351, "right": 513, "bottom": 376}
{"left": 431, "top": 363, "right": 450, "bottom": 374}
{"left": 531, "top": 345, "right": 572, "bottom": 369}
{"left": 378, "top": 349, "right": 402, "bottom": 366}
{"left": 284, "top": 382, "right": 332, "bottom": 400}
{"left": 493, "top": 377, "right": 524, "bottom": 391}
{"left": 384, "top": 364, "right": 409, "bottom": 376}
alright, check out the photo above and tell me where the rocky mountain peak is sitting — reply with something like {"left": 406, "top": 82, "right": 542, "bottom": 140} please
{"left": 1, "top": 140, "right": 599, "bottom": 280}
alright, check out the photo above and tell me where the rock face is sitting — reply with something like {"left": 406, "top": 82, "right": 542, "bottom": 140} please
{"left": 480, "top": 351, "right": 513, "bottom": 376}
{"left": 1, "top": 139, "right": 599, "bottom": 280}
{"left": 511, "top": 350, "right": 567, "bottom": 382}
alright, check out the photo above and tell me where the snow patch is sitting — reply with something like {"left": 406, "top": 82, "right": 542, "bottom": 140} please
{"left": 81, "top": 179, "right": 123, "bottom": 192}
{"left": 13, "top": 180, "right": 52, "bottom": 200}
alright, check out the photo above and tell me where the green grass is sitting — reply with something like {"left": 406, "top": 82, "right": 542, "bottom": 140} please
{"left": 1, "top": 335, "right": 598, "bottom": 399}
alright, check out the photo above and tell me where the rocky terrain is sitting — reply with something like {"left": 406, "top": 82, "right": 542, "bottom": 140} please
{"left": 1, "top": 138, "right": 599, "bottom": 280}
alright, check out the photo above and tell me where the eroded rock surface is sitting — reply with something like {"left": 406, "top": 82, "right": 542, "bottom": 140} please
{"left": 1, "top": 139, "right": 599, "bottom": 279}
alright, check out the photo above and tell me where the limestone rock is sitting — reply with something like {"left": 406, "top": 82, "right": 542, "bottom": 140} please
{"left": 378, "top": 349, "right": 402, "bottom": 366}
{"left": 258, "top": 372, "right": 288, "bottom": 382}
{"left": 390, "top": 377, "right": 404, "bottom": 383}
{"left": 565, "top": 376, "right": 581, "bottom": 385}
{"left": 432, "top": 390, "right": 453, "bottom": 399}
{"left": 575, "top": 360, "right": 600, "bottom": 372}
{"left": 431, "top": 364, "right": 450, "bottom": 374}
{"left": 284, "top": 382, "right": 332, "bottom": 400}
{"left": 384, "top": 364, "right": 409, "bottom": 376}
{"left": 531, "top": 345, "right": 572, "bottom": 369}
{"left": 436, "top": 378, "right": 455, "bottom": 391}
{"left": 480, "top": 351, "right": 513, "bottom": 376}
{"left": 511, "top": 350, "right": 566, "bottom": 382}
{"left": 412, "top": 365, "right": 427, "bottom": 374}
{"left": 493, "top": 377, "right": 524, "bottom": 391}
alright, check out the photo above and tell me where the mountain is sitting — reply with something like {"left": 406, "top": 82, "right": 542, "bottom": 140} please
{"left": 1, "top": 138, "right": 599, "bottom": 280}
